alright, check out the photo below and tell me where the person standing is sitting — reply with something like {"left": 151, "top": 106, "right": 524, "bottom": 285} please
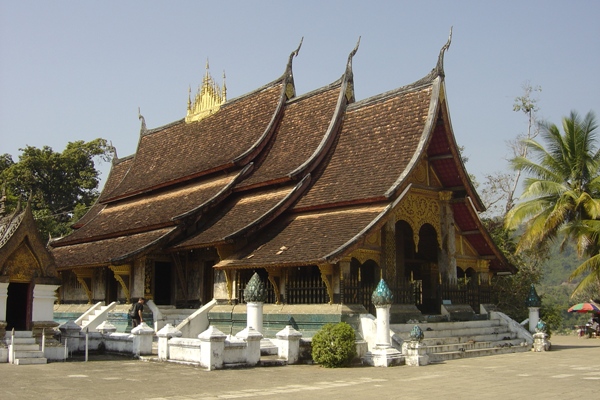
{"left": 132, "top": 297, "right": 145, "bottom": 328}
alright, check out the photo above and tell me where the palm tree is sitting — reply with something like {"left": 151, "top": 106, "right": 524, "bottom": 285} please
{"left": 505, "top": 111, "right": 600, "bottom": 252}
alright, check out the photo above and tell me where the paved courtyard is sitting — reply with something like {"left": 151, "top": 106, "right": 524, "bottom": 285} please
{"left": 1, "top": 334, "right": 599, "bottom": 400}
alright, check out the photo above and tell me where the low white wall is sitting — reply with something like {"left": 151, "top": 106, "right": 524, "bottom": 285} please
{"left": 168, "top": 337, "right": 202, "bottom": 363}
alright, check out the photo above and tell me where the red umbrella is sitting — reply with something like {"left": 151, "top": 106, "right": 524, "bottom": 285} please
{"left": 568, "top": 302, "right": 600, "bottom": 313}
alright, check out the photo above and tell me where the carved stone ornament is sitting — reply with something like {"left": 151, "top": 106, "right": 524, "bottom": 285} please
{"left": 243, "top": 272, "right": 267, "bottom": 303}
{"left": 371, "top": 279, "right": 393, "bottom": 307}
{"left": 410, "top": 325, "right": 425, "bottom": 343}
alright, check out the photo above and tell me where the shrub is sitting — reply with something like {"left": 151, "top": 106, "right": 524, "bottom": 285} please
{"left": 311, "top": 322, "right": 357, "bottom": 368}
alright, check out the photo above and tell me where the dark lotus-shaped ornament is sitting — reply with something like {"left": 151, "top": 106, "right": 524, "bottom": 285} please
{"left": 535, "top": 319, "right": 547, "bottom": 333}
{"left": 410, "top": 325, "right": 424, "bottom": 342}
{"left": 371, "top": 279, "right": 393, "bottom": 306}
{"left": 525, "top": 284, "right": 542, "bottom": 308}
{"left": 243, "top": 272, "right": 267, "bottom": 303}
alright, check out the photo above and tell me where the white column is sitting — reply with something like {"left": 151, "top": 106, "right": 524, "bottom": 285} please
{"left": 528, "top": 307, "right": 540, "bottom": 333}
{"left": 32, "top": 284, "right": 60, "bottom": 321}
{"left": 246, "top": 301, "right": 264, "bottom": 334}
{"left": 0, "top": 282, "right": 8, "bottom": 321}
{"left": 375, "top": 304, "right": 392, "bottom": 348}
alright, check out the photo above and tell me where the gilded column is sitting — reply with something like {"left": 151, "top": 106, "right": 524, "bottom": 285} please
{"left": 438, "top": 191, "right": 457, "bottom": 282}
{"left": 382, "top": 220, "right": 397, "bottom": 285}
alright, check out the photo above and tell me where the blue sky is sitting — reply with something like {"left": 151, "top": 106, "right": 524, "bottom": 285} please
{"left": 1, "top": 1, "right": 599, "bottom": 189}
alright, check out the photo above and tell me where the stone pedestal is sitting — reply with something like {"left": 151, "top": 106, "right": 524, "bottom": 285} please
{"left": 365, "top": 347, "right": 404, "bottom": 367}
{"left": 199, "top": 326, "right": 227, "bottom": 370}
{"left": 236, "top": 327, "right": 263, "bottom": 366}
{"left": 59, "top": 320, "right": 82, "bottom": 354}
{"left": 246, "top": 301, "right": 264, "bottom": 334}
{"left": 157, "top": 324, "right": 182, "bottom": 361}
{"left": 403, "top": 341, "right": 429, "bottom": 366}
{"left": 533, "top": 332, "right": 551, "bottom": 352}
{"left": 131, "top": 322, "right": 154, "bottom": 356}
{"left": 276, "top": 325, "right": 302, "bottom": 364}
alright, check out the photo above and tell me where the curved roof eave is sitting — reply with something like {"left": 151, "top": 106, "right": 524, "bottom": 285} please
{"left": 224, "top": 174, "right": 312, "bottom": 243}
{"left": 171, "top": 163, "right": 254, "bottom": 222}
{"left": 109, "top": 227, "right": 179, "bottom": 265}
{"left": 323, "top": 184, "right": 413, "bottom": 264}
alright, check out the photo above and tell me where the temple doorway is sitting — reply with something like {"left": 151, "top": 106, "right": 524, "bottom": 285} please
{"left": 106, "top": 268, "right": 118, "bottom": 304}
{"left": 6, "top": 282, "right": 31, "bottom": 331}
{"left": 154, "top": 262, "right": 173, "bottom": 305}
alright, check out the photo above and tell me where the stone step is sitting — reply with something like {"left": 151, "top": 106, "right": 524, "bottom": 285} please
{"left": 412, "top": 332, "right": 518, "bottom": 347}
{"left": 14, "top": 357, "right": 47, "bottom": 365}
{"left": 430, "top": 343, "right": 530, "bottom": 362}
{"left": 395, "top": 325, "right": 508, "bottom": 339}
{"left": 391, "top": 319, "right": 501, "bottom": 332}
{"left": 426, "top": 338, "right": 524, "bottom": 354}
{"left": 11, "top": 343, "right": 40, "bottom": 351}
{"left": 13, "top": 350, "right": 45, "bottom": 359}
{"left": 4, "top": 331, "right": 34, "bottom": 339}
{"left": 6, "top": 337, "right": 37, "bottom": 345}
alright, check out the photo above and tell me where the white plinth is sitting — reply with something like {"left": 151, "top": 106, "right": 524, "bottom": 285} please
{"left": 403, "top": 341, "right": 429, "bottom": 366}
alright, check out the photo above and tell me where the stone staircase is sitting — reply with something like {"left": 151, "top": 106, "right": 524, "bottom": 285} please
{"left": 5, "top": 331, "right": 47, "bottom": 365}
{"left": 391, "top": 318, "right": 532, "bottom": 362}
{"left": 156, "top": 306, "right": 196, "bottom": 328}
{"left": 77, "top": 301, "right": 117, "bottom": 332}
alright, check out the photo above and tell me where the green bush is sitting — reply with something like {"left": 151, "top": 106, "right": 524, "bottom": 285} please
{"left": 311, "top": 322, "right": 357, "bottom": 368}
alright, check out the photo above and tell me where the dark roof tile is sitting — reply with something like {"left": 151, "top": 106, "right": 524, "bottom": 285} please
{"left": 295, "top": 85, "right": 433, "bottom": 209}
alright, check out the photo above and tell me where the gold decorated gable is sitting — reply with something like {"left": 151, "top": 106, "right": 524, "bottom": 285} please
{"left": 394, "top": 188, "right": 442, "bottom": 249}
{"left": 3, "top": 241, "right": 40, "bottom": 282}
{"left": 185, "top": 61, "right": 227, "bottom": 123}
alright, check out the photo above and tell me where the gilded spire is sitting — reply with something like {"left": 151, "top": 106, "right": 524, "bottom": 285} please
{"left": 186, "top": 59, "right": 226, "bottom": 123}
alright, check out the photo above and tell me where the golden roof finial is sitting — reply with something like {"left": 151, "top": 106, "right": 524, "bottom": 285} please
{"left": 185, "top": 58, "right": 226, "bottom": 123}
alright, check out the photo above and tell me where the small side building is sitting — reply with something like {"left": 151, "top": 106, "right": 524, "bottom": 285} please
{"left": 0, "top": 201, "right": 61, "bottom": 339}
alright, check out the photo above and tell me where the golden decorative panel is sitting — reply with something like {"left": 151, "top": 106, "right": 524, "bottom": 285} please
{"left": 410, "top": 159, "right": 428, "bottom": 185}
{"left": 349, "top": 248, "right": 381, "bottom": 266}
{"left": 3, "top": 241, "right": 40, "bottom": 282}
{"left": 365, "top": 231, "right": 380, "bottom": 247}
{"left": 394, "top": 191, "right": 442, "bottom": 249}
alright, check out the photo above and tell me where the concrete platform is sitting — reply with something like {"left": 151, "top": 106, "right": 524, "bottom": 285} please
{"left": 0, "top": 335, "right": 599, "bottom": 399}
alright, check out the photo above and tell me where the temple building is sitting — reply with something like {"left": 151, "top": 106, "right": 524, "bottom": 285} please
{"left": 49, "top": 35, "right": 514, "bottom": 324}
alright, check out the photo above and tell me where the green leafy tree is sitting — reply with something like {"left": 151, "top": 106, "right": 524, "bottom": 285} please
{"left": 0, "top": 139, "right": 112, "bottom": 238}
{"left": 505, "top": 111, "right": 600, "bottom": 252}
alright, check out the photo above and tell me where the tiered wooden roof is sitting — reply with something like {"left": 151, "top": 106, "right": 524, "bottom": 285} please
{"left": 50, "top": 37, "right": 514, "bottom": 274}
